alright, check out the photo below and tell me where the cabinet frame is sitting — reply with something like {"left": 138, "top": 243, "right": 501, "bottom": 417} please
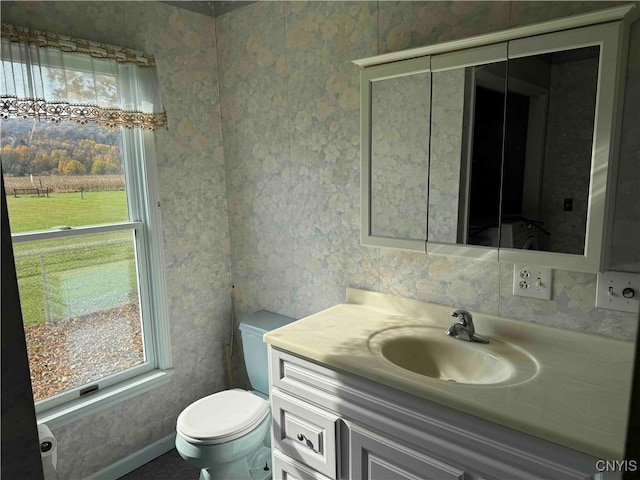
{"left": 355, "top": 5, "right": 637, "bottom": 273}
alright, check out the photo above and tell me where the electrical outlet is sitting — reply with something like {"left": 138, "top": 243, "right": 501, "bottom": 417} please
{"left": 513, "top": 264, "right": 552, "bottom": 300}
{"left": 596, "top": 271, "right": 640, "bottom": 313}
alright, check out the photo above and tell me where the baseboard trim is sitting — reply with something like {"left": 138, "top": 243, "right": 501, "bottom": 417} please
{"left": 86, "top": 432, "right": 176, "bottom": 480}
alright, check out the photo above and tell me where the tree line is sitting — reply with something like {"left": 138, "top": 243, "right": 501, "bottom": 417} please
{"left": 1, "top": 120, "right": 123, "bottom": 177}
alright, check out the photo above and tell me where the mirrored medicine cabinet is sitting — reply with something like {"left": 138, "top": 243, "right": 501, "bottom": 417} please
{"left": 355, "top": 5, "right": 637, "bottom": 273}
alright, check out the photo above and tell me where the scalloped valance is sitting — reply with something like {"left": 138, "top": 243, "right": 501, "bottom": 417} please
{"left": 0, "top": 23, "right": 167, "bottom": 130}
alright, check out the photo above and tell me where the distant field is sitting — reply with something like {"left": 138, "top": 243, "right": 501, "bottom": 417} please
{"left": 6, "top": 188, "right": 137, "bottom": 325}
{"left": 4, "top": 174, "right": 125, "bottom": 193}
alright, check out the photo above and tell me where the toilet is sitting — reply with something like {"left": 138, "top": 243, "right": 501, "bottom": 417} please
{"left": 175, "top": 310, "right": 296, "bottom": 480}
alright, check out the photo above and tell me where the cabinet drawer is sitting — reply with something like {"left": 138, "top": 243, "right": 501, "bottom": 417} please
{"left": 271, "top": 389, "right": 339, "bottom": 479}
{"left": 273, "top": 450, "right": 333, "bottom": 480}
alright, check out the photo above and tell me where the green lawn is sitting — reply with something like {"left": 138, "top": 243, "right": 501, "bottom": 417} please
{"left": 7, "top": 191, "right": 139, "bottom": 325}
{"left": 6, "top": 189, "right": 128, "bottom": 233}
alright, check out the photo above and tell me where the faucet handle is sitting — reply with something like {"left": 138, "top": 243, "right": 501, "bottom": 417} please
{"left": 448, "top": 309, "right": 489, "bottom": 344}
{"left": 451, "top": 309, "right": 472, "bottom": 326}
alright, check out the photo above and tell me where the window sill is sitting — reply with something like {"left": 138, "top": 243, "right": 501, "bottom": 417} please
{"left": 36, "top": 369, "right": 174, "bottom": 430}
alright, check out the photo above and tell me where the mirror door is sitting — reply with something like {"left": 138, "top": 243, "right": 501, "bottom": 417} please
{"left": 500, "top": 45, "right": 598, "bottom": 254}
{"left": 361, "top": 57, "right": 431, "bottom": 251}
{"left": 498, "top": 22, "right": 626, "bottom": 272}
{"left": 427, "top": 43, "right": 507, "bottom": 260}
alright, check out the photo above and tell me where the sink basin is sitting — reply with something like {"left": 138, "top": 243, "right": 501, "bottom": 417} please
{"left": 368, "top": 326, "right": 538, "bottom": 386}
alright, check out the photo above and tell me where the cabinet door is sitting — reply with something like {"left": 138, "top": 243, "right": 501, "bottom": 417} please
{"left": 349, "top": 424, "right": 467, "bottom": 480}
{"left": 361, "top": 56, "right": 432, "bottom": 252}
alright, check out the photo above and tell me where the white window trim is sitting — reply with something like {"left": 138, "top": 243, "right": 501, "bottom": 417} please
{"left": 37, "top": 370, "right": 173, "bottom": 430}
{"left": 9, "top": 129, "right": 172, "bottom": 429}
{"left": 121, "top": 128, "right": 172, "bottom": 371}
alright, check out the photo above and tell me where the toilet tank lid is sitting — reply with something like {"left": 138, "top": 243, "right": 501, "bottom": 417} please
{"left": 239, "top": 310, "right": 296, "bottom": 336}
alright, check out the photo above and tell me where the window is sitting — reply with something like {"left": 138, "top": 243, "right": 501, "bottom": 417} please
{"left": 1, "top": 24, "right": 171, "bottom": 426}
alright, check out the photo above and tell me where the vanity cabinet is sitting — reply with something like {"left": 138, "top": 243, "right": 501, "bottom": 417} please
{"left": 269, "top": 346, "right": 602, "bottom": 480}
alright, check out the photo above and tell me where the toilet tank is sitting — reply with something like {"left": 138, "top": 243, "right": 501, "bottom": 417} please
{"left": 239, "top": 310, "right": 296, "bottom": 396}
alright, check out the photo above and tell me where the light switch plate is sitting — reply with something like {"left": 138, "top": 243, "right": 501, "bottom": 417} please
{"left": 596, "top": 271, "right": 640, "bottom": 313}
{"left": 513, "top": 265, "right": 552, "bottom": 300}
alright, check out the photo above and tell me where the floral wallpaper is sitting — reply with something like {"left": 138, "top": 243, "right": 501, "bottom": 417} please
{"left": 1, "top": 1, "right": 638, "bottom": 478}
{"left": 218, "top": 1, "right": 380, "bottom": 321}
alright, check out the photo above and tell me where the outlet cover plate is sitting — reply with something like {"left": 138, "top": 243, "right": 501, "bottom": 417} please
{"left": 513, "top": 264, "right": 552, "bottom": 300}
{"left": 596, "top": 271, "right": 640, "bottom": 313}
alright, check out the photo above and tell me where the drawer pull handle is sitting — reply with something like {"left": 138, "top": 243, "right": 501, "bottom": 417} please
{"left": 296, "top": 433, "right": 318, "bottom": 452}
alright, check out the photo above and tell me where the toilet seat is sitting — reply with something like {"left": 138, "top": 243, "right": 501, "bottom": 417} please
{"left": 176, "top": 389, "right": 270, "bottom": 445}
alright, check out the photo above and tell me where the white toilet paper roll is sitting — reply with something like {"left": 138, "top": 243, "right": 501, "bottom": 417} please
{"left": 38, "top": 423, "right": 58, "bottom": 480}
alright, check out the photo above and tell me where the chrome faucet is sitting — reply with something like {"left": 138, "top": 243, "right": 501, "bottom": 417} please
{"left": 446, "top": 309, "right": 489, "bottom": 344}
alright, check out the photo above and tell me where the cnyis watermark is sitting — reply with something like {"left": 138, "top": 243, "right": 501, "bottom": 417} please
{"left": 595, "top": 460, "right": 638, "bottom": 472}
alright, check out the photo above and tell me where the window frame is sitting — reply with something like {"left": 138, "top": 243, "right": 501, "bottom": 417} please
{"left": 2, "top": 53, "right": 172, "bottom": 428}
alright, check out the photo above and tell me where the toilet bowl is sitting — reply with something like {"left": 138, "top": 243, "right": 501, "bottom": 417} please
{"left": 176, "top": 389, "right": 271, "bottom": 480}
{"left": 175, "top": 311, "right": 296, "bottom": 480}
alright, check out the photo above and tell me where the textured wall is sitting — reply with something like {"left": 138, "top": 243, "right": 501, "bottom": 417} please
{"left": 1, "top": 1, "right": 231, "bottom": 478}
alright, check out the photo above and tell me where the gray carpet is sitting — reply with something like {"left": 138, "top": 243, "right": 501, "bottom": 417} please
{"left": 119, "top": 449, "right": 199, "bottom": 480}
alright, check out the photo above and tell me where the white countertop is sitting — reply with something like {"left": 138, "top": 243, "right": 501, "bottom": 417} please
{"left": 264, "top": 288, "right": 635, "bottom": 460}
